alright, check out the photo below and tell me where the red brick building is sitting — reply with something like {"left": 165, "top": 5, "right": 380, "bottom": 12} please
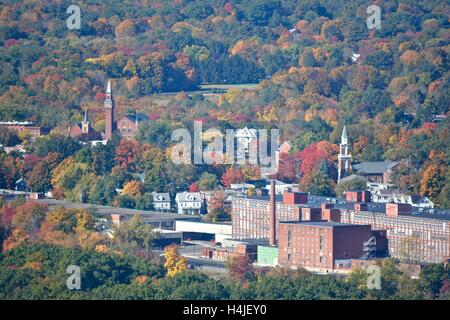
{"left": 0, "top": 121, "right": 48, "bottom": 139}
{"left": 231, "top": 191, "right": 308, "bottom": 241}
{"left": 340, "top": 203, "right": 450, "bottom": 263}
{"left": 201, "top": 243, "right": 257, "bottom": 262}
{"left": 103, "top": 82, "right": 145, "bottom": 140}
{"left": 346, "top": 190, "right": 371, "bottom": 203}
{"left": 277, "top": 221, "right": 372, "bottom": 271}
{"left": 117, "top": 114, "right": 147, "bottom": 140}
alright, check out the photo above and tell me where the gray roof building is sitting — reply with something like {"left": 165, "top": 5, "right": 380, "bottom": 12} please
{"left": 352, "top": 161, "right": 399, "bottom": 175}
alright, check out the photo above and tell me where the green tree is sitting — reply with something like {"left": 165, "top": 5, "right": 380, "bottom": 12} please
{"left": 112, "top": 215, "right": 156, "bottom": 255}
{"left": 0, "top": 127, "right": 21, "bottom": 147}
{"left": 335, "top": 176, "right": 367, "bottom": 197}
{"left": 197, "top": 172, "right": 219, "bottom": 191}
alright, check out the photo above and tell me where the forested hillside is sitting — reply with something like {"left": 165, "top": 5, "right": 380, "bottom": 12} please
{"left": 0, "top": 0, "right": 448, "bottom": 124}
{"left": 0, "top": 0, "right": 449, "bottom": 206}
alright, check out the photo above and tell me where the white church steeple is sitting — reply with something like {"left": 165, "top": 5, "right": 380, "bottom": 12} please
{"left": 338, "top": 126, "right": 352, "bottom": 181}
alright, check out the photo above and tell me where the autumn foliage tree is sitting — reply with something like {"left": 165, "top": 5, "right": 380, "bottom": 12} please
{"left": 206, "top": 191, "right": 230, "bottom": 222}
{"left": 189, "top": 182, "right": 199, "bottom": 192}
{"left": 221, "top": 166, "right": 245, "bottom": 188}
{"left": 271, "top": 152, "right": 301, "bottom": 183}
{"left": 122, "top": 180, "right": 144, "bottom": 197}
{"left": 226, "top": 255, "right": 254, "bottom": 282}
{"left": 420, "top": 163, "right": 446, "bottom": 205}
{"left": 164, "top": 244, "right": 188, "bottom": 277}
{"left": 115, "top": 140, "right": 141, "bottom": 172}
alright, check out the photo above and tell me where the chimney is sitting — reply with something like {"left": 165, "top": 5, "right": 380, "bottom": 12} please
{"left": 354, "top": 202, "right": 368, "bottom": 213}
{"left": 269, "top": 180, "right": 276, "bottom": 246}
{"left": 386, "top": 203, "right": 412, "bottom": 217}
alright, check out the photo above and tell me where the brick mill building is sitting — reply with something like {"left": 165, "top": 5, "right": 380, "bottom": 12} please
{"left": 231, "top": 188, "right": 309, "bottom": 242}
{"left": 277, "top": 221, "right": 372, "bottom": 271}
{"left": 231, "top": 184, "right": 449, "bottom": 271}
{"left": 340, "top": 202, "right": 450, "bottom": 264}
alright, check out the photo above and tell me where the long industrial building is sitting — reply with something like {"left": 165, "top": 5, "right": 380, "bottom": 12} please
{"left": 340, "top": 202, "right": 450, "bottom": 263}
{"left": 230, "top": 184, "right": 450, "bottom": 269}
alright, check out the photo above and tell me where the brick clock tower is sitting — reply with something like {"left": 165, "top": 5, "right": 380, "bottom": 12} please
{"left": 338, "top": 126, "right": 352, "bottom": 181}
{"left": 104, "top": 81, "right": 115, "bottom": 140}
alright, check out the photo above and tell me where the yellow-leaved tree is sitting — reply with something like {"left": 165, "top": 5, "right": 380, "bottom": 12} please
{"left": 164, "top": 244, "right": 188, "bottom": 277}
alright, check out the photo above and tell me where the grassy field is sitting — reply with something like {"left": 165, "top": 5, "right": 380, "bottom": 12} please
{"left": 199, "top": 83, "right": 259, "bottom": 91}
{"left": 148, "top": 83, "right": 259, "bottom": 105}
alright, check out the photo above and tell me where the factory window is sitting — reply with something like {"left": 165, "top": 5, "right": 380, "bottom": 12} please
{"left": 287, "top": 228, "right": 292, "bottom": 248}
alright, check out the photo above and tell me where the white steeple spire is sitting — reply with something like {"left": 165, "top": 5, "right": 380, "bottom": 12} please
{"left": 341, "top": 125, "right": 348, "bottom": 145}
{"left": 81, "top": 108, "right": 90, "bottom": 134}
{"left": 338, "top": 125, "right": 352, "bottom": 181}
{"left": 107, "top": 81, "right": 111, "bottom": 94}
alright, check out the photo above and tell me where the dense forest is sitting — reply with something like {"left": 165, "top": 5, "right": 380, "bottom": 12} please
{"left": 1, "top": 243, "right": 449, "bottom": 300}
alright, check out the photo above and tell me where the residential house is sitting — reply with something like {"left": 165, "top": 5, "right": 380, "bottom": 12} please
{"left": 229, "top": 183, "right": 255, "bottom": 194}
{"left": 264, "top": 179, "right": 298, "bottom": 195}
{"left": 235, "top": 127, "right": 258, "bottom": 158}
{"left": 279, "top": 141, "right": 292, "bottom": 154}
{"left": 175, "top": 192, "right": 205, "bottom": 215}
{"left": 152, "top": 192, "right": 171, "bottom": 212}
{"left": 372, "top": 190, "right": 434, "bottom": 208}
{"left": 15, "top": 178, "right": 28, "bottom": 192}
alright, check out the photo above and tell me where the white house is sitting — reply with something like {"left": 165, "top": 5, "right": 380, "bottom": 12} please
{"left": 372, "top": 189, "right": 434, "bottom": 209}
{"left": 229, "top": 183, "right": 255, "bottom": 193}
{"left": 175, "top": 192, "right": 204, "bottom": 215}
{"left": 235, "top": 127, "right": 258, "bottom": 156}
{"left": 152, "top": 192, "right": 171, "bottom": 212}
{"left": 265, "top": 180, "right": 298, "bottom": 195}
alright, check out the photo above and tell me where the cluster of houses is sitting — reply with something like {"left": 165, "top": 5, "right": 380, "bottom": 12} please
{"left": 151, "top": 179, "right": 298, "bottom": 216}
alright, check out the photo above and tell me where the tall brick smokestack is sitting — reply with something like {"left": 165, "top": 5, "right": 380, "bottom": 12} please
{"left": 269, "top": 180, "right": 276, "bottom": 246}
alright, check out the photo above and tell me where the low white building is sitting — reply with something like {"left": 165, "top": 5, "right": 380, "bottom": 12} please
{"left": 175, "top": 220, "right": 232, "bottom": 243}
{"left": 229, "top": 183, "right": 255, "bottom": 193}
{"left": 265, "top": 180, "right": 298, "bottom": 195}
{"left": 235, "top": 127, "right": 257, "bottom": 156}
{"left": 175, "top": 192, "right": 204, "bottom": 215}
{"left": 372, "top": 189, "right": 434, "bottom": 208}
{"left": 152, "top": 192, "right": 171, "bottom": 212}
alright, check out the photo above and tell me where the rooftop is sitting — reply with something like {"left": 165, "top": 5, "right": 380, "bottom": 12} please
{"left": 352, "top": 161, "right": 399, "bottom": 174}
{"left": 152, "top": 192, "right": 170, "bottom": 202}
{"left": 231, "top": 194, "right": 450, "bottom": 221}
{"left": 0, "top": 121, "right": 34, "bottom": 126}
{"left": 279, "top": 220, "right": 366, "bottom": 227}
{"left": 35, "top": 199, "right": 199, "bottom": 222}
{"left": 338, "top": 174, "right": 367, "bottom": 184}
{"left": 176, "top": 192, "right": 202, "bottom": 202}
